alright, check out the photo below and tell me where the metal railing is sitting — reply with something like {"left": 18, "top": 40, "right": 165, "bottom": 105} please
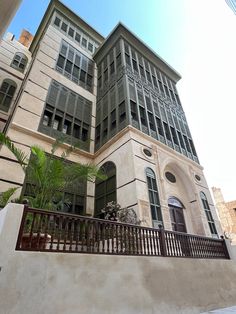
{"left": 15, "top": 206, "right": 229, "bottom": 259}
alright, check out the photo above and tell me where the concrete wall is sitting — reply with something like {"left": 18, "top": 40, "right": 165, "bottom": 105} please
{"left": 1, "top": 204, "right": 236, "bottom": 314}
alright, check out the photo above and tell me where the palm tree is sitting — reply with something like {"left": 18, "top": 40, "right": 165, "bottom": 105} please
{"left": 0, "top": 133, "right": 105, "bottom": 210}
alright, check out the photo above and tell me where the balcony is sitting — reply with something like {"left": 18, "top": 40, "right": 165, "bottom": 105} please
{"left": 16, "top": 206, "right": 229, "bottom": 259}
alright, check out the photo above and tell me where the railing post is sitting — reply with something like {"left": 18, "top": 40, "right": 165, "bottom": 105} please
{"left": 221, "top": 236, "right": 231, "bottom": 260}
{"left": 158, "top": 225, "right": 167, "bottom": 257}
{"left": 15, "top": 205, "right": 28, "bottom": 250}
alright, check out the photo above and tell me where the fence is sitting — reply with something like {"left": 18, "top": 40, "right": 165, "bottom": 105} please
{"left": 16, "top": 206, "right": 229, "bottom": 259}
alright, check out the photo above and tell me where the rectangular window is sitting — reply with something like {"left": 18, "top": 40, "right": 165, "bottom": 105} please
{"left": 130, "top": 100, "right": 138, "bottom": 121}
{"left": 139, "top": 106, "right": 147, "bottom": 126}
{"left": 54, "top": 17, "right": 61, "bottom": 27}
{"left": 116, "top": 54, "right": 121, "bottom": 69}
{"left": 68, "top": 27, "right": 74, "bottom": 38}
{"left": 132, "top": 59, "right": 138, "bottom": 72}
{"left": 110, "top": 109, "right": 116, "bottom": 130}
{"left": 163, "top": 122, "right": 171, "bottom": 141}
{"left": 125, "top": 53, "right": 131, "bottom": 66}
{"left": 75, "top": 33, "right": 81, "bottom": 43}
{"left": 82, "top": 38, "right": 87, "bottom": 48}
{"left": 56, "top": 40, "right": 94, "bottom": 93}
{"left": 148, "top": 113, "right": 155, "bottom": 131}
{"left": 170, "top": 127, "right": 179, "bottom": 145}
{"left": 61, "top": 22, "right": 68, "bottom": 32}
{"left": 110, "top": 62, "right": 115, "bottom": 75}
{"left": 119, "top": 101, "right": 126, "bottom": 122}
{"left": 156, "top": 118, "right": 164, "bottom": 136}
{"left": 88, "top": 43, "right": 93, "bottom": 52}
{"left": 39, "top": 80, "right": 92, "bottom": 152}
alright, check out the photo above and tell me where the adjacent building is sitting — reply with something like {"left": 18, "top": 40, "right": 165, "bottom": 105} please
{"left": 0, "top": 0, "right": 22, "bottom": 40}
{"left": 0, "top": 30, "right": 32, "bottom": 132}
{"left": 0, "top": 0, "right": 221, "bottom": 238}
{"left": 212, "top": 187, "right": 236, "bottom": 244}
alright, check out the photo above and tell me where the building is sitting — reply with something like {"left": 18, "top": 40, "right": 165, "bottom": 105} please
{"left": 225, "top": 0, "right": 236, "bottom": 14}
{"left": 212, "top": 187, "right": 236, "bottom": 244}
{"left": 0, "top": 0, "right": 221, "bottom": 238}
{"left": 0, "top": 0, "right": 22, "bottom": 40}
{"left": 0, "top": 30, "right": 32, "bottom": 132}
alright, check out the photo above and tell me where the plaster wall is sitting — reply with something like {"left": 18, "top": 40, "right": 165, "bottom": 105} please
{"left": 0, "top": 33, "right": 31, "bottom": 131}
{"left": 0, "top": 204, "right": 236, "bottom": 314}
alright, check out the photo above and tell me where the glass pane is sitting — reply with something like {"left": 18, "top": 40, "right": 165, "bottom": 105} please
{"left": 151, "top": 205, "right": 157, "bottom": 220}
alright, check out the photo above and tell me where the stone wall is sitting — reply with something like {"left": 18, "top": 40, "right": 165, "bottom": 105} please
{"left": 1, "top": 204, "right": 236, "bottom": 314}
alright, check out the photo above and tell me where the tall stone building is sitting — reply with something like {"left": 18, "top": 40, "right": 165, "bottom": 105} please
{"left": 0, "top": 0, "right": 221, "bottom": 238}
{"left": 212, "top": 187, "right": 236, "bottom": 244}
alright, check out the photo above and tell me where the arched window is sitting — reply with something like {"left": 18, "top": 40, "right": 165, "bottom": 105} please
{"left": 200, "top": 192, "right": 218, "bottom": 237}
{"left": 146, "top": 168, "right": 163, "bottom": 228}
{"left": 0, "top": 79, "right": 17, "bottom": 112}
{"left": 168, "top": 197, "right": 187, "bottom": 233}
{"left": 95, "top": 161, "right": 116, "bottom": 217}
{"left": 11, "top": 52, "right": 28, "bottom": 72}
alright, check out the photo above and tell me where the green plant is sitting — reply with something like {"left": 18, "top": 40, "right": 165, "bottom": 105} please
{"left": 0, "top": 187, "right": 18, "bottom": 208}
{"left": 0, "top": 133, "right": 106, "bottom": 210}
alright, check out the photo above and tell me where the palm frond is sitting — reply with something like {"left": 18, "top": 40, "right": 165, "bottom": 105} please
{"left": 0, "top": 133, "right": 28, "bottom": 170}
{"left": 0, "top": 187, "right": 19, "bottom": 207}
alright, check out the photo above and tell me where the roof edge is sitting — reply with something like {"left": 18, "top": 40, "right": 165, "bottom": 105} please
{"left": 94, "top": 22, "right": 181, "bottom": 82}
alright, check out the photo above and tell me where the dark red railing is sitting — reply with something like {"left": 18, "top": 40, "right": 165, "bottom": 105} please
{"left": 15, "top": 206, "right": 229, "bottom": 259}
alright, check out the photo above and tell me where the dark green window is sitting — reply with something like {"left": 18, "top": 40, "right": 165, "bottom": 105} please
{"left": 0, "top": 79, "right": 16, "bottom": 112}
{"left": 200, "top": 192, "right": 218, "bottom": 237}
{"left": 38, "top": 80, "right": 92, "bottom": 151}
{"left": 95, "top": 161, "right": 116, "bottom": 217}
{"left": 146, "top": 168, "right": 163, "bottom": 228}
{"left": 56, "top": 40, "right": 94, "bottom": 93}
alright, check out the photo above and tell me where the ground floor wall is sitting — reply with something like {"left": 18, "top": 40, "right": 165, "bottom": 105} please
{"left": 0, "top": 204, "right": 236, "bottom": 314}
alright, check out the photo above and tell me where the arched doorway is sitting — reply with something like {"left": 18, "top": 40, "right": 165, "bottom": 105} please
{"left": 94, "top": 161, "right": 116, "bottom": 217}
{"left": 168, "top": 197, "right": 187, "bottom": 233}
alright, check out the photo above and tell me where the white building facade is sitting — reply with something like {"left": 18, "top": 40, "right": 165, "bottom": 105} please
{"left": 0, "top": 0, "right": 221, "bottom": 238}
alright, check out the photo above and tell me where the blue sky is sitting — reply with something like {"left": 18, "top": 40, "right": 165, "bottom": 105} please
{"left": 7, "top": 0, "right": 186, "bottom": 72}
{"left": 5, "top": 0, "right": 236, "bottom": 202}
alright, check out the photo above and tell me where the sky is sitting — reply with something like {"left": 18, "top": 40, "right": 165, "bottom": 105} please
{"left": 5, "top": 0, "right": 236, "bottom": 202}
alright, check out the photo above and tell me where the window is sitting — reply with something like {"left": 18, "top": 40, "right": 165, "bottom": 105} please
{"left": 130, "top": 100, "right": 138, "bottom": 121}
{"left": 56, "top": 40, "right": 94, "bottom": 93}
{"left": 68, "top": 27, "right": 74, "bottom": 38}
{"left": 11, "top": 52, "right": 28, "bottom": 72}
{"left": 119, "top": 101, "right": 126, "bottom": 122}
{"left": 95, "top": 162, "right": 116, "bottom": 217}
{"left": 0, "top": 79, "right": 16, "bottom": 112}
{"left": 82, "top": 37, "right": 87, "bottom": 48}
{"left": 139, "top": 106, "right": 147, "bottom": 126}
{"left": 146, "top": 168, "right": 163, "bottom": 228}
{"left": 52, "top": 14, "right": 99, "bottom": 54}
{"left": 75, "top": 32, "right": 81, "bottom": 43}
{"left": 200, "top": 192, "right": 218, "bottom": 237}
{"left": 61, "top": 22, "right": 68, "bottom": 32}
{"left": 88, "top": 43, "right": 93, "bottom": 52}
{"left": 54, "top": 17, "right": 61, "bottom": 27}
{"left": 110, "top": 109, "right": 116, "bottom": 131}
{"left": 39, "top": 80, "right": 92, "bottom": 151}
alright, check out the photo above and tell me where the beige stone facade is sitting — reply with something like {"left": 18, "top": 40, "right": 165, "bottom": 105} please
{"left": 0, "top": 0, "right": 221, "bottom": 238}
{"left": 212, "top": 187, "right": 236, "bottom": 244}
